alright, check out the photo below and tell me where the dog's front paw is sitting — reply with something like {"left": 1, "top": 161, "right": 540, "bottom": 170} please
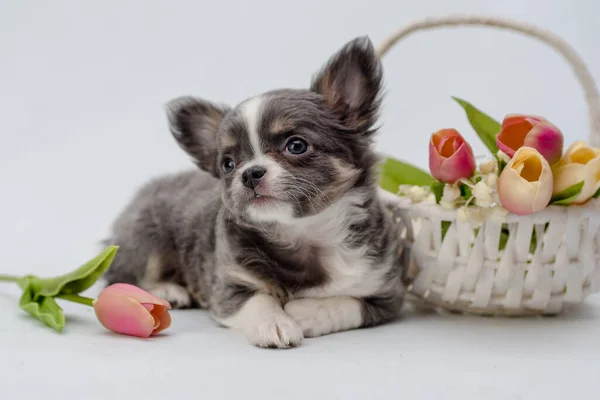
{"left": 284, "top": 298, "right": 330, "bottom": 338}
{"left": 284, "top": 297, "right": 362, "bottom": 338}
{"left": 243, "top": 313, "right": 304, "bottom": 349}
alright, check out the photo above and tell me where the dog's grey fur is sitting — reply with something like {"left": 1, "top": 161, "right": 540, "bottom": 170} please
{"left": 103, "top": 36, "right": 407, "bottom": 348}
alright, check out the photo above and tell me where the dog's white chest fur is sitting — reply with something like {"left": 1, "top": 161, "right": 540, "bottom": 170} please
{"left": 280, "top": 191, "right": 387, "bottom": 299}
{"left": 296, "top": 244, "right": 384, "bottom": 299}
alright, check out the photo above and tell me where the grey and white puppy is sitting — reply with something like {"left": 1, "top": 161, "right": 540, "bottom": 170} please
{"left": 103, "top": 36, "right": 406, "bottom": 348}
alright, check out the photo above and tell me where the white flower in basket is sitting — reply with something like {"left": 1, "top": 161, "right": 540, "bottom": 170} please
{"left": 376, "top": 15, "right": 600, "bottom": 316}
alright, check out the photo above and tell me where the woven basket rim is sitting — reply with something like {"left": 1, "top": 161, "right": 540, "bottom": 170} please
{"left": 380, "top": 190, "right": 600, "bottom": 223}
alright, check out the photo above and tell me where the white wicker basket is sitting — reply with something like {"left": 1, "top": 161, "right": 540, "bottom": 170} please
{"left": 377, "top": 15, "right": 600, "bottom": 316}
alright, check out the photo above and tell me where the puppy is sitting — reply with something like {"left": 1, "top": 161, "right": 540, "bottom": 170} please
{"left": 103, "top": 36, "right": 406, "bottom": 348}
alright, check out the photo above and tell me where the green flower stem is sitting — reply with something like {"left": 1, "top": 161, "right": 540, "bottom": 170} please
{"left": 0, "top": 274, "right": 21, "bottom": 283}
{"left": 56, "top": 294, "right": 95, "bottom": 307}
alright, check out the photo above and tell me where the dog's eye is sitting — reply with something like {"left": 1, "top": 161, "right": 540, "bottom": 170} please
{"left": 221, "top": 157, "right": 236, "bottom": 174}
{"left": 285, "top": 138, "right": 309, "bottom": 155}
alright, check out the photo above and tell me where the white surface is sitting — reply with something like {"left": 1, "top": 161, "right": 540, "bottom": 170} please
{"left": 1, "top": 0, "right": 600, "bottom": 399}
{"left": 2, "top": 283, "right": 600, "bottom": 400}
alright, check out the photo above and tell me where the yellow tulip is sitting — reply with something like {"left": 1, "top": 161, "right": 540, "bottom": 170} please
{"left": 552, "top": 141, "right": 600, "bottom": 204}
{"left": 498, "top": 147, "right": 553, "bottom": 215}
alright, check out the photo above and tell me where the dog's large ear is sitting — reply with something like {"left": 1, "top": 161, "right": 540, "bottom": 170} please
{"left": 166, "top": 96, "right": 230, "bottom": 177}
{"left": 310, "top": 36, "right": 383, "bottom": 133}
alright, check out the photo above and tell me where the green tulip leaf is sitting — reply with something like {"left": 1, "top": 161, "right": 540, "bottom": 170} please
{"left": 497, "top": 158, "right": 508, "bottom": 174}
{"left": 15, "top": 274, "right": 41, "bottom": 290}
{"left": 379, "top": 174, "right": 401, "bottom": 195}
{"left": 593, "top": 187, "right": 600, "bottom": 199}
{"left": 550, "top": 181, "right": 585, "bottom": 205}
{"left": 529, "top": 229, "right": 539, "bottom": 254}
{"left": 498, "top": 229, "right": 509, "bottom": 251}
{"left": 452, "top": 97, "right": 501, "bottom": 155}
{"left": 36, "top": 246, "right": 119, "bottom": 297}
{"left": 379, "top": 157, "right": 436, "bottom": 193}
{"left": 441, "top": 221, "right": 452, "bottom": 241}
{"left": 7, "top": 247, "right": 118, "bottom": 333}
{"left": 19, "top": 284, "right": 65, "bottom": 332}
{"left": 459, "top": 183, "right": 473, "bottom": 201}
{"left": 430, "top": 181, "right": 445, "bottom": 204}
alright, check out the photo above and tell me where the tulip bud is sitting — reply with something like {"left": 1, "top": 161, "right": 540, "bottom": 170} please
{"left": 496, "top": 114, "right": 564, "bottom": 164}
{"left": 552, "top": 141, "right": 600, "bottom": 204}
{"left": 429, "top": 129, "right": 476, "bottom": 183}
{"left": 93, "top": 283, "right": 172, "bottom": 338}
{"left": 497, "top": 147, "right": 553, "bottom": 215}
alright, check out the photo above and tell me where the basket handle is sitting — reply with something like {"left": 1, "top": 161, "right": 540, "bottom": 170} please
{"left": 376, "top": 15, "right": 600, "bottom": 147}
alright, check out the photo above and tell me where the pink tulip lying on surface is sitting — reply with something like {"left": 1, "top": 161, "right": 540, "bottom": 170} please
{"left": 496, "top": 114, "right": 563, "bottom": 164}
{"left": 498, "top": 147, "right": 553, "bottom": 215}
{"left": 429, "top": 128, "right": 476, "bottom": 183}
{"left": 93, "top": 283, "right": 172, "bottom": 338}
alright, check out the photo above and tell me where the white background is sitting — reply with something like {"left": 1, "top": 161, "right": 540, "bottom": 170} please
{"left": 1, "top": 1, "right": 599, "bottom": 399}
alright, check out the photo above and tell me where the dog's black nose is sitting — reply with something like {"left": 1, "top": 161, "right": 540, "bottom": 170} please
{"left": 241, "top": 166, "right": 266, "bottom": 189}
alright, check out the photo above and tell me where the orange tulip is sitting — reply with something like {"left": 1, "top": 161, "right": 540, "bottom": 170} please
{"left": 496, "top": 114, "right": 563, "bottom": 164}
{"left": 93, "top": 283, "right": 172, "bottom": 338}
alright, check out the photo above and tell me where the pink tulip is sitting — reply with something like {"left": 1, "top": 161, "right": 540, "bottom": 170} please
{"left": 496, "top": 114, "right": 563, "bottom": 164}
{"left": 93, "top": 283, "right": 172, "bottom": 338}
{"left": 429, "top": 128, "right": 476, "bottom": 183}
